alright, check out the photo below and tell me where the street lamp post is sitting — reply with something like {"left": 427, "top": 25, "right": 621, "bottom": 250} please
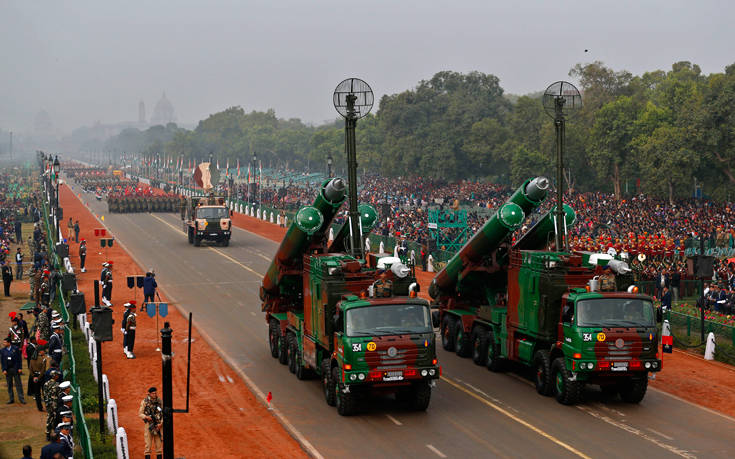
{"left": 251, "top": 153, "right": 258, "bottom": 205}
{"left": 327, "top": 155, "right": 333, "bottom": 178}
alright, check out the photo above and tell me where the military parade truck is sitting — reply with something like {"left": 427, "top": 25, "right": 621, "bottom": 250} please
{"left": 429, "top": 177, "right": 662, "bottom": 405}
{"left": 261, "top": 177, "right": 440, "bottom": 415}
{"left": 182, "top": 195, "right": 232, "bottom": 246}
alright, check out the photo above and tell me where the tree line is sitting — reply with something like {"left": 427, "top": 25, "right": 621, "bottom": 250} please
{"left": 103, "top": 61, "right": 735, "bottom": 202}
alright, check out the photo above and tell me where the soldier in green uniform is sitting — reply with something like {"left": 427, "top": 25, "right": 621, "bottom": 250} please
{"left": 43, "top": 369, "right": 61, "bottom": 440}
{"left": 37, "top": 305, "right": 51, "bottom": 341}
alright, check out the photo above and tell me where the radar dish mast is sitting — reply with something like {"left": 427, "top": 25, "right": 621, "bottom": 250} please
{"left": 542, "top": 81, "right": 581, "bottom": 251}
{"left": 333, "top": 78, "right": 374, "bottom": 258}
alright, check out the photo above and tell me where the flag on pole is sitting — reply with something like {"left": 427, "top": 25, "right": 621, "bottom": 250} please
{"left": 237, "top": 159, "right": 240, "bottom": 178}
{"left": 226, "top": 159, "right": 229, "bottom": 178}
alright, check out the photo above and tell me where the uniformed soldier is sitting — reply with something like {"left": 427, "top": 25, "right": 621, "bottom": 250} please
{"left": 57, "top": 422, "right": 75, "bottom": 458}
{"left": 139, "top": 387, "right": 163, "bottom": 459}
{"left": 56, "top": 393, "right": 73, "bottom": 427}
{"left": 37, "top": 305, "right": 51, "bottom": 341}
{"left": 49, "top": 323, "right": 64, "bottom": 365}
{"left": 43, "top": 369, "right": 61, "bottom": 440}
{"left": 124, "top": 303, "right": 137, "bottom": 359}
{"left": 122, "top": 302, "right": 132, "bottom": 354}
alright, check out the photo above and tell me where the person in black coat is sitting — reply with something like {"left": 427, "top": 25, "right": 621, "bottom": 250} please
{"left": 660, "top": 286, "right": 672, "bottom": 312}
{"left": 2, "top": 261, "right": 12, "bottom": 296}
{"left": 40, "top": 433, "right": 65, "bottom": 459}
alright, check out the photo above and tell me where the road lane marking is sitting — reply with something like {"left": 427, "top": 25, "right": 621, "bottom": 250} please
{"left": 647, "top": 428, "right": 675, "bottom": 441}
{"left": 149, "top": 214, "right": 265, "bottom": 278}
{"left": 386, "top": 414, "right": 402, "bottom": 426}
{"left": 426, "top": 444, "right": 447, "bottom": 458}
{"left": 576, "top": 406, "right": 694, "bottom": 458}
{"left": 208, "top": 246, "right": 264, "bottom": 278}
{"left": 441, "top": 376, "right": 591, "bottom": 459}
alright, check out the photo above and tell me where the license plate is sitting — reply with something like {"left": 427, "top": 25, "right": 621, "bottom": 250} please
{"left": 611, "top": 362, "right": 628, "bottom": 372}
{"left": 383, "top": 371, "right": 403, "bottom": 381}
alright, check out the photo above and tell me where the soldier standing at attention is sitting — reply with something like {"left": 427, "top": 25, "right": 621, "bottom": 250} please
{"left": 49, "top": 323, "right": 63, "bottom": 365}
{"left": 122, "top": 302, "right": 133, "bottom": 354}
{"left": 43, "top": 369, "right": 61, "bottom": 440}
{"left": 79, "top": 239, "right": 87, "bottom": 273}
{"left": 139, "top": 387, "right": 163, "bottom": 459}
{"left": 66, "top": 217, "right": 74, "bottom": 241}
{"left": 124, "top": 303, "right": 137, "bottom": 359}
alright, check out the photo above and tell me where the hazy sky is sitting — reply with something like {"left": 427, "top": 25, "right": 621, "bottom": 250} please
{"left": 1, "top": 0, "right": 733, "bottom": 134}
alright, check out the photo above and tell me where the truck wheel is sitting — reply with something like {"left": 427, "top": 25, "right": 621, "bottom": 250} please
{"left": 618, "top": 377, "right": 648, "bottom": 403}
{"left": 532, "top": 350, "right": 552, "bottom": 396}
{"left": 471, "top": 327, "right": 489, "bottom": 366}
{"left": 454, "top": 322, "right": 471, "bottom": 357}
{"left": 322, "top": 360, "right": 336, "bottom": 406}
{"left": 551, "top": 357, "right": 581, "bottom": 405}
{"left": 188, "top": 228, "right": 193, "bottom": 244}
{"left": 486, "top": 329, "right": 504, "bottom": 372}
{"left": 222, "top": 238, "right": 229, "bottom": 247}
{"left": 441, "top": 315, "right": 456, "bottom": 351}
{"left": 287, "top": 335, "right": 297, "bottom": 373}
{"left": 194, "top": 235, "right": 201, "bottom": 246}
{"left": 334, "top": 367, "right": 358, "bottom": 416}
{"left": 410, "top": 381, "right": 432, "bottom": 411}
{"left": 295, "top": 349, "right": 308, "bottom": 380}
{"left": 278, "top": 334, "right": 289, "bottom": 365}
{"left": 268, "top": 320, "right": 280, "bottom": 358}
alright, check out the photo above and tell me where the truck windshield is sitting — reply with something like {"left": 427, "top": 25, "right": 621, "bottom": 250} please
{"left": 576, "top": 298, "right": 655, "bottom": 327}
{"left": 197, "top": 207, "right": 228, "bottom": 219}
{"left": 346, "top": 304, "right": 432, "bottom": 336}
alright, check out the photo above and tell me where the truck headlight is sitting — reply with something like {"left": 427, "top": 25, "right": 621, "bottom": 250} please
{"left": 421, "top": 369, "right": 428, "bottom": 377}
{"left": 429, "top": 369, "right": 436, "bottom": 376}
{"left": 350, "top": 374, "right": 357, "bottom": 381}
{"left": 358, "top": 373, "right": 365, "bottom": 381}
{"left": 644, "top": 362, "right": 651, "bottom": 369}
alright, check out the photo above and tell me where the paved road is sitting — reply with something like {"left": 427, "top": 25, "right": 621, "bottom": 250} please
{"left": 74, "top": 186, "right": 735, "bottom": 458}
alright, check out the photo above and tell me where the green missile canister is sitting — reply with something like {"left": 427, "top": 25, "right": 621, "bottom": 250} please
{"left": 327, "top": 203, "right": 378, "bottom": 253}
{"left": 513, "top": 204, "right": 576, "bottom": 251}
{"left": 261, "top": 178, "right": 346, "bottom": 300}
{"left": 428, "top": 177, "right": 550, "bottom": 299}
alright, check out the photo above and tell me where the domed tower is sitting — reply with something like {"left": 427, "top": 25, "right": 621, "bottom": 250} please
{"left": 150, "top": 91, "right": 176, "bottom": 125}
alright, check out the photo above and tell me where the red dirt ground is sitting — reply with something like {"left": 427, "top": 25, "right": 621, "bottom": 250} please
{"left": 232, "top": 210, "right": 735, "bottom": 419}
{"left": 61, "top": 184, "right": 306, "bottom": 459}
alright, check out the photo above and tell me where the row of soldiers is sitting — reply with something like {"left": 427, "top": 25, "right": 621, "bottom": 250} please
{"left": 74, "top": 175, "right": 123, "bottom": 192}
{"left": 107, "top": 194, "right": 182, "bottom": 213}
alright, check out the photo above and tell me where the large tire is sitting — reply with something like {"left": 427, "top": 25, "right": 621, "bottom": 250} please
{"left": 322, "top": 360, "right": 336, "bottom": 406}
{"left": 454, "top": 320, "right": 472, "bottom": 357}
{"left": 277, "top": 334, "right": 288, "bottom": 365}
{"left": 334, "top": 367, "right": 358, "bottom": 416}
{"left": 552, "top": 357, "right": 582, "bottom": 405}
{"left": 268, "top": 320, "right": 280, "bottom": 358}
{"left": 222, "top": 238, "right": 230, "bottom": 247}
{"left": 441, "top": 315, "right": 457, "bottom": 351}
{"left": 471, "top": 327, "right": 489, "bottom": 366}
{"left": 486, "top": 329, "right": 504, "bottom": 372}
{"left": 287, "top": 334, "right": 297, "bottom": 374}
{"left": 409, "top": 381, "right": 432, "bottom": 411}
{"left": 532, "top": 350, "right": 552, "bottom": 396}
{"left": 194, "top": 235, "right": 201, "bottom": 246}
{"left": 618, "top": 377, "right": 648, "bottom": 403}
{"left": 187, "top": 228, "right": 193, "bottom": 244}
{"left": 295, "top": 349, "right": 308, "bottom": 380}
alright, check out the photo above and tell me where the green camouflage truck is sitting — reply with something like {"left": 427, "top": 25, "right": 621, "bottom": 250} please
{"left": 261, "top": 178, "right": 440, "bottom": 415}
{"left": 429, "top": 177, "right": 662, "bottom": 405}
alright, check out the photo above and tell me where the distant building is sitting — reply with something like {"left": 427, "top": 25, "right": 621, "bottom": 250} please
{"left": 138, "top": 100, "right": 146, "bottom": 124}
{"left": 150, "top": 92, "right": 176, "bottom": 126}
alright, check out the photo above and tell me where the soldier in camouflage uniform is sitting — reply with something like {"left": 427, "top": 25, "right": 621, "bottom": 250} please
{"left": 29, "top": 266, "right": 37, "bottom": 300}
{"left": 37, "top": 305, "right": 51, "bottom": 341}
{"left": 43, "top": 369, "right": 61, "bottom": 440}
{"left": 139, "top": 387, "right": 164, "bottom": 459}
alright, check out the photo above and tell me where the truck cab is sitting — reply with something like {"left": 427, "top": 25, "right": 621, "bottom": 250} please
{"left": 183, "top": 195, "right": 232, "bottom": 246}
